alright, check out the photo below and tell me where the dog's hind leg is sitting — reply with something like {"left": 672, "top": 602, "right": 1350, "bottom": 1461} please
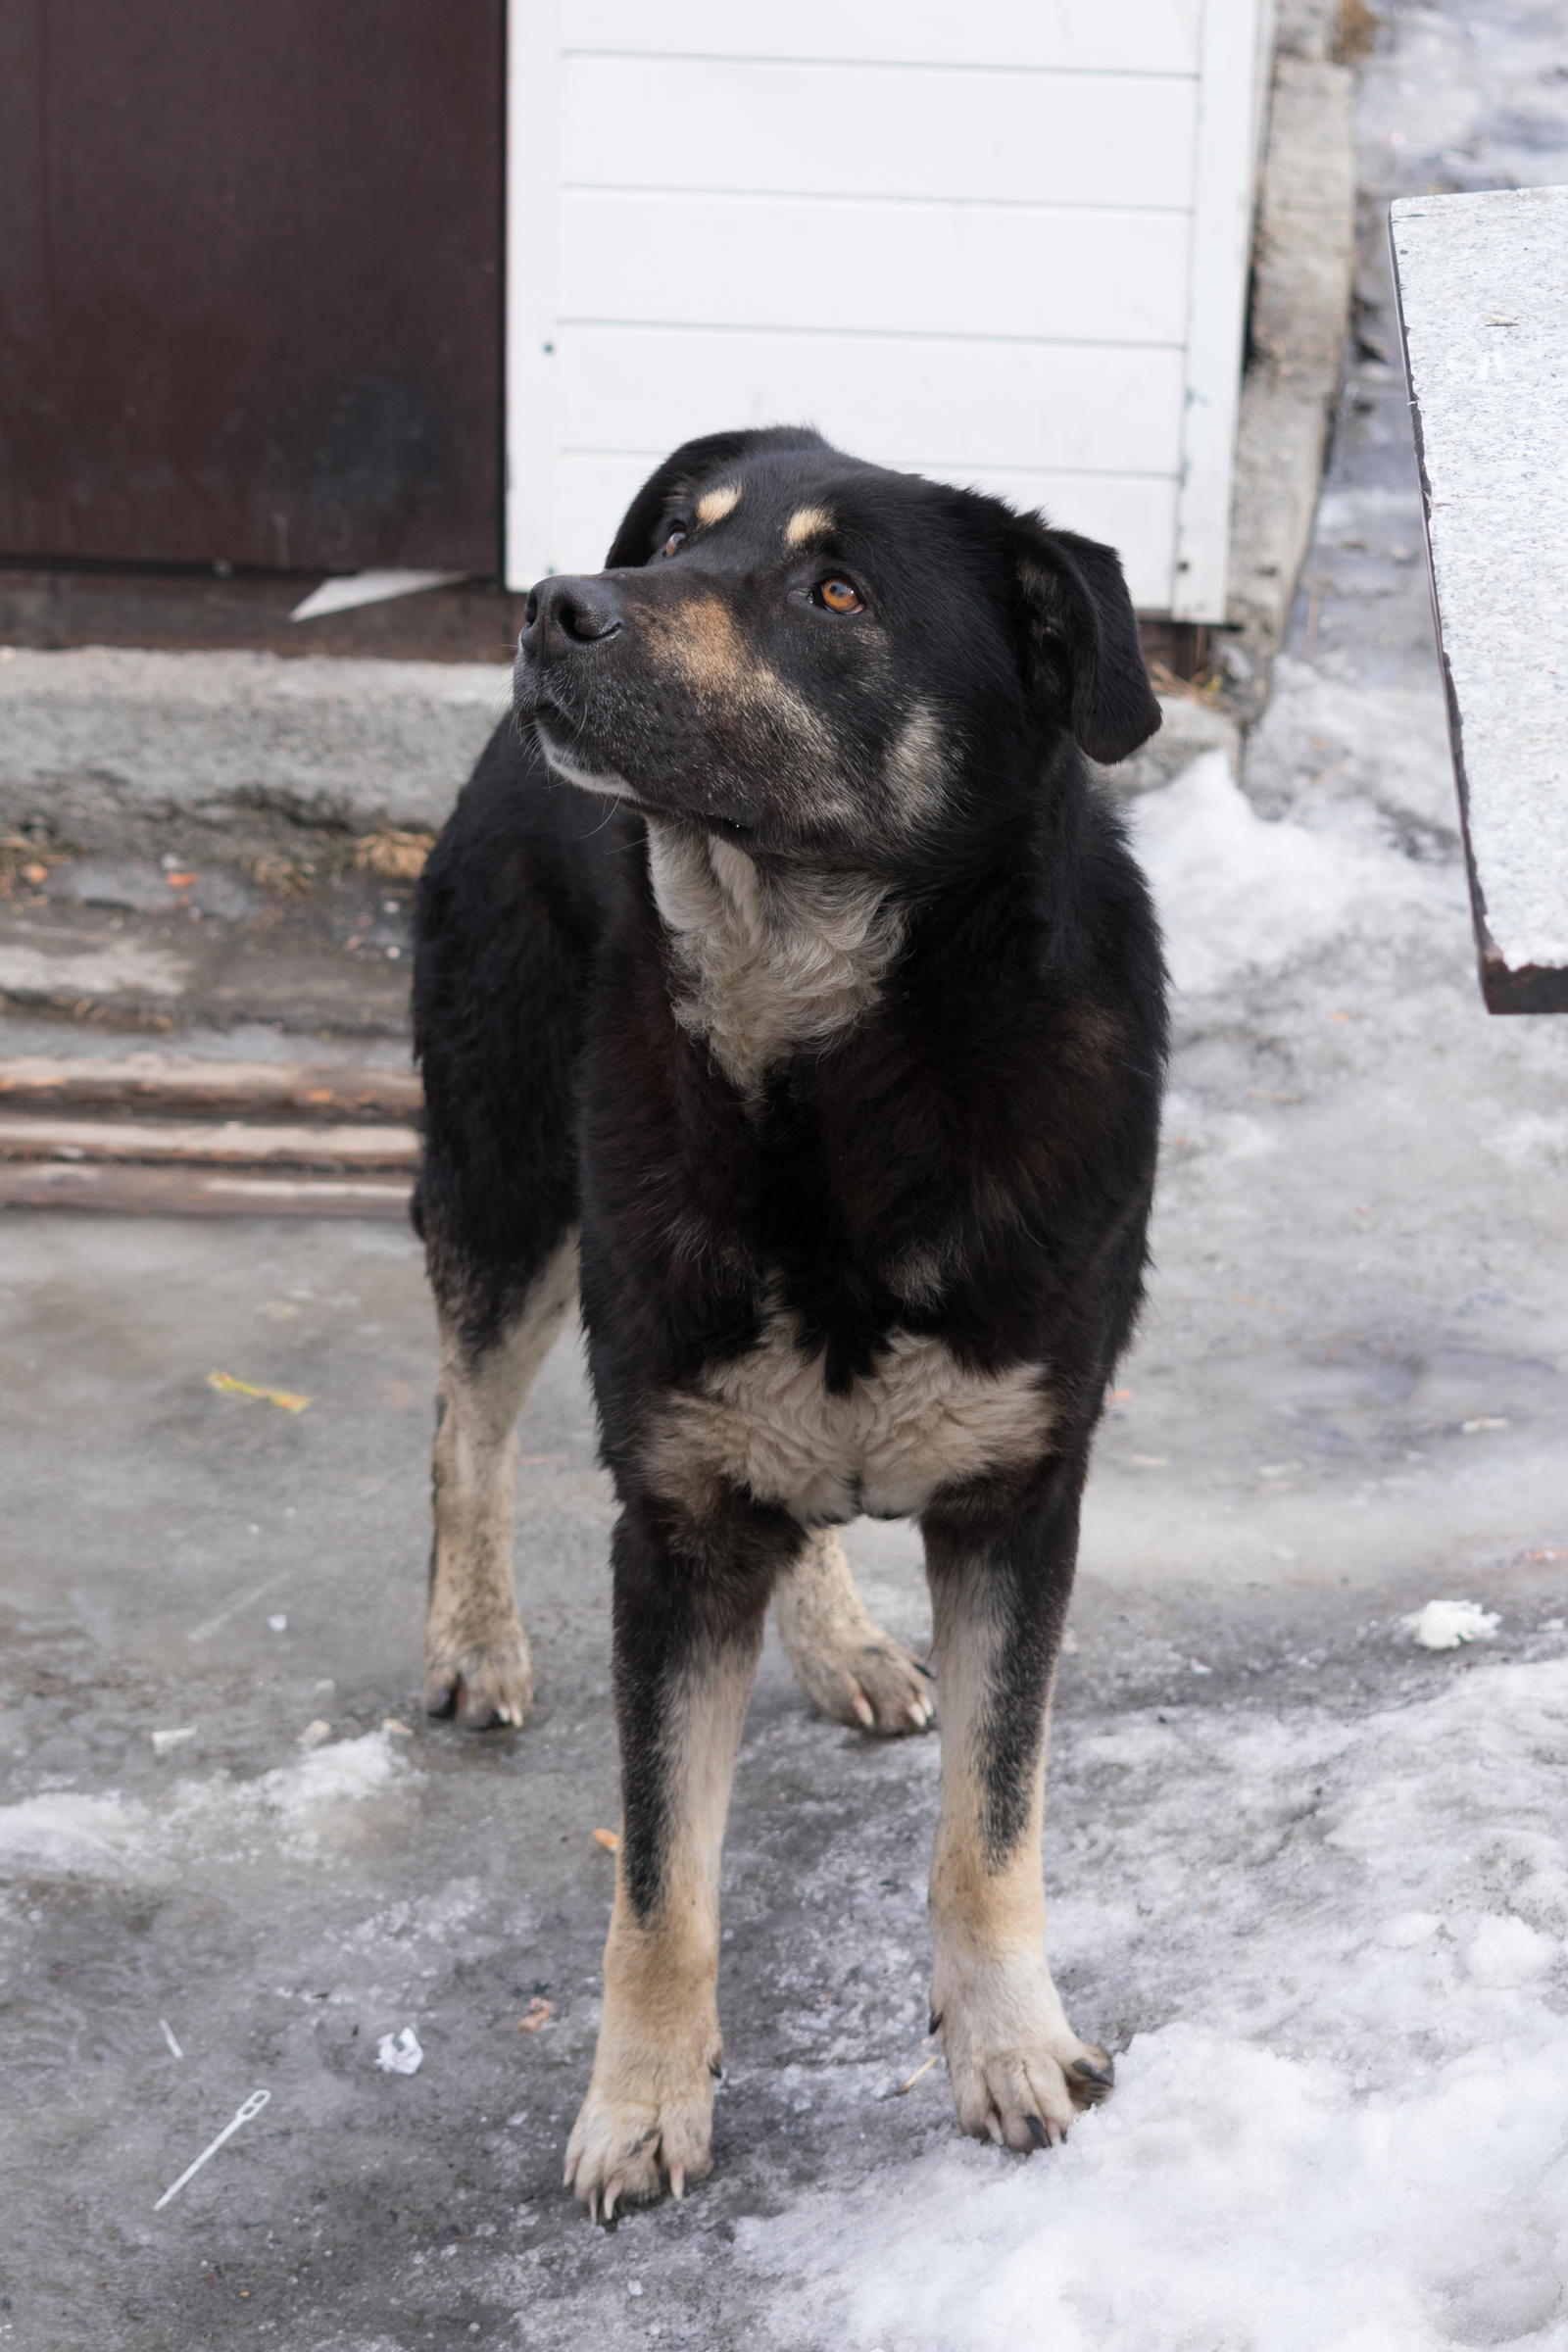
{"left": 424, "top": 1235, "right": 579, "bottom": 1727}
{"left": 413, "top": 727, "right": 602, "bottom": 1729}
{"left": 412, "top": 712, "right": 623, "bottom": 1726}
{"left": 774, "top": 1528, "right": 935, "bottom": 1736}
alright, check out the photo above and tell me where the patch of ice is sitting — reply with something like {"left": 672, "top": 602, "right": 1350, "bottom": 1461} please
{"left": 1402, "top": 1599, "right": 1500, "bottom": 1649}
{"left": 262, "top": 1729, "right": 405, "bottom": 1819}
{"left": 0, "top": 1790, "right": 153, "bottom": 1878}
{"left": 1481, "top": 1110, "right": 1568, "bottom": 1173}
{"left": 151, "top": 1728, "right": 413, "bottom": 1862}
{"left": 1160, "top": 1091, "right": 1277, "bottom": 1165}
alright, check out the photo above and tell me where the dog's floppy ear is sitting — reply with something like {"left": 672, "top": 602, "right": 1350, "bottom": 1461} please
{"left": 1009, "top": 520, "right": 1161, "bottom": 766}
{"left": 604, "top": 426, "right": 830, "bottom": 568}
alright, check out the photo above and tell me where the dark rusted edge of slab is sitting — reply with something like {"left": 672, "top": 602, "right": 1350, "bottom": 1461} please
{"left": 0, "top": 1163, "right": 414, "bottom": 1219}
{"left": 1478, "top": 946, "right": 1568, "bottom": 1015}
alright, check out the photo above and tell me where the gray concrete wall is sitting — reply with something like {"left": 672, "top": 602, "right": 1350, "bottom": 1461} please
{"left": 1225, "top": 13, "right": 1357, "bottom": 704}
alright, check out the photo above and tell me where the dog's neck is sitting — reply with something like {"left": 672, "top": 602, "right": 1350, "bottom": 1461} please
{"left": 644, "top": 822, "right": 906, "bottom": 1098}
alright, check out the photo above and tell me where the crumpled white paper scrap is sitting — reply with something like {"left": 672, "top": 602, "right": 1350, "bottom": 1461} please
{"left": 375, "top": 2026, "right": 423, "bottom": 2076}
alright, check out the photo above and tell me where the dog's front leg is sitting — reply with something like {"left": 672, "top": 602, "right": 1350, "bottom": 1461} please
{"left": 565, "top": 1496, "right": 783, "bottom": 2218}
{"left": 923, "top": 1460, "right": 1114, "bottom": 2151}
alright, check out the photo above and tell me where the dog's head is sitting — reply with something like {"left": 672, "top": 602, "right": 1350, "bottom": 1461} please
{"left": 514, "top": 427, "right": 1159, "bottom": 872}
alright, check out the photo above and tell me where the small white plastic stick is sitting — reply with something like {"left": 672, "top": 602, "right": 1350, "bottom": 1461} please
{"left": 159, "top": 2019, "right": 183, "bottom": 2058}
{"left": 154, "top": 2088, "right": 270, "bottom": 2211}
{"left": 895, "top": 2053, "right": 941, "bottom": 2096}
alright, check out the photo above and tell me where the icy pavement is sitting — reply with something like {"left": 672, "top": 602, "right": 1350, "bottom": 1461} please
{"left": 4, "top": 7, "right": 1568, "bottom": 2346}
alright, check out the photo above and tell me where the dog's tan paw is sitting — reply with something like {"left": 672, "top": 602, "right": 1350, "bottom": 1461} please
{"left": 936, "top": 1973, "right": 1112, "bottom": 2151}
{"left": 422, "top": 1624, "right": 533, "bottom": 1729}
{"left": 564, "top": 2072, "right": 716, "bottom": 2221}
{"left": 797, "top": 1629, "right": 936, "bottom": 1737}
{"left": 776, "top": 1531, "right": 934, "bottom": 1736}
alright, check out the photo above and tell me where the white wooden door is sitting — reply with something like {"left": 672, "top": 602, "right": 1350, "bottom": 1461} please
{"left": 506, "top": 1, "right": 1268, "bottom": 619}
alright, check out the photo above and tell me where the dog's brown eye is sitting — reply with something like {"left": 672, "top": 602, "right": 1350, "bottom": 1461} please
{"left": 817, "top": 578, "right": 862, "bottom": 613}
{"left": 661, "top": 526, "right": 687, "bottom": 559}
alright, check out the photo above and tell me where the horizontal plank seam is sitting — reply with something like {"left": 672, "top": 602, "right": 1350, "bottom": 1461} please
{"left": 560, "top": 448, "right": 1183, "bottom": 483}
{"left": 554, "top": 319, "right": 1189, "bottom": 352}
{"left": 561, "top": 53, "right": 1200, "bottom": 81}
{"left": 564, "top": 186, "right": 1196, "bottom": 218}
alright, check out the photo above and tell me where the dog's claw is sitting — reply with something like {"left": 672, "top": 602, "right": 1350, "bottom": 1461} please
{"left": 670, "top": 2164, "right": 685, "bottom": 2200}
{"left": 1070, "top": 2057, "right": 1114, "bottom": 2090}
{"left": 776, "top": 1547, "right": 935, "bottom": 1738}
{"left": 1025, "top": 2114, "right": 1051, "bottom": 2149}
{"left": 603, "top": 2181, "right": 620, "bottom": 2224}
{"left": 421, "top": 1631, "right": 533, "bottom": 1733}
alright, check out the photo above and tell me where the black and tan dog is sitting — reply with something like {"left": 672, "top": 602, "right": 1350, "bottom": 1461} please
{"left": 412, "top": 426, "right": 1166, "bottom": 2217}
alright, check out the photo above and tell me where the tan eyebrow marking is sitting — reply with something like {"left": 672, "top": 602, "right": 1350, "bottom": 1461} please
{"left": 785, "top": 506, "right": 835, "bottom": 548}
{"left": 695, "top": 483, "right": 741, "bottom": 526}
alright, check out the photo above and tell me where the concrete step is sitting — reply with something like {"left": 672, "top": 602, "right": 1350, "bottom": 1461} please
{"left": 1, "top": 642, "right": 1235, "bottom": 870}
{"left": 0, "top": 644, "right": 510, "bottom": 863}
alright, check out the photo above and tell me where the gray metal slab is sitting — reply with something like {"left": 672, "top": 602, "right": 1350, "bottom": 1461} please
{"left": 1390, "top": 183, "right": 1568, "bottom": 1012}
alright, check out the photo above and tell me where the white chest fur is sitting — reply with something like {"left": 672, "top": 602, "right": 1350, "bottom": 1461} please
{"left": 645, "top": 824, "right": 906, "bottom": 1097}
{"left": 644, "top": 1310, "right": 1056, "bottom": 1525}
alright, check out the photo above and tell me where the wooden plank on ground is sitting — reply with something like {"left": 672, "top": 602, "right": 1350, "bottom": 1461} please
{"left": 0, "top": 1163, "right": 413, "bottom": 1218}
{"left": 0, "top": 1115, "right": 419, "bottom": 1168}
{"left": 0, "top": 1056, "right": 421, "bottom": 1117}
{"left": 1391, "top": 185, "right": 1568, "bottom": 1013}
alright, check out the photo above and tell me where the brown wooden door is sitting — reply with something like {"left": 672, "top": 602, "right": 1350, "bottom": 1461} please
{"left": 0, "top": 1, "right": 503, "bottom": 574}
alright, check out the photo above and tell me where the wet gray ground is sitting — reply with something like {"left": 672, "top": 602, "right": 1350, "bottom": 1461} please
{"left": 4, "top": 7, "right": 1568, "bottom": 2345}
{"left": 0, "top": 857, "right": 413, "bottom": 1041}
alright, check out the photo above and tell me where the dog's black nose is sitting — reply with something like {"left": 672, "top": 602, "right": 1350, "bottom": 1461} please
{"left": 520, "top": 575, "right": 624, "bottom": 662}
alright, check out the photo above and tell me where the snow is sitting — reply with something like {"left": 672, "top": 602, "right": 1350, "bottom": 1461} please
{"left": 1402, "top": 1599, "right": 1501, "bottom": 1650}
{"left": 1128, "top": 749, "right": 1435, "bottom": 999}
{"left": 734, "top": 1660, "right": 1568, "bottom": 2351}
